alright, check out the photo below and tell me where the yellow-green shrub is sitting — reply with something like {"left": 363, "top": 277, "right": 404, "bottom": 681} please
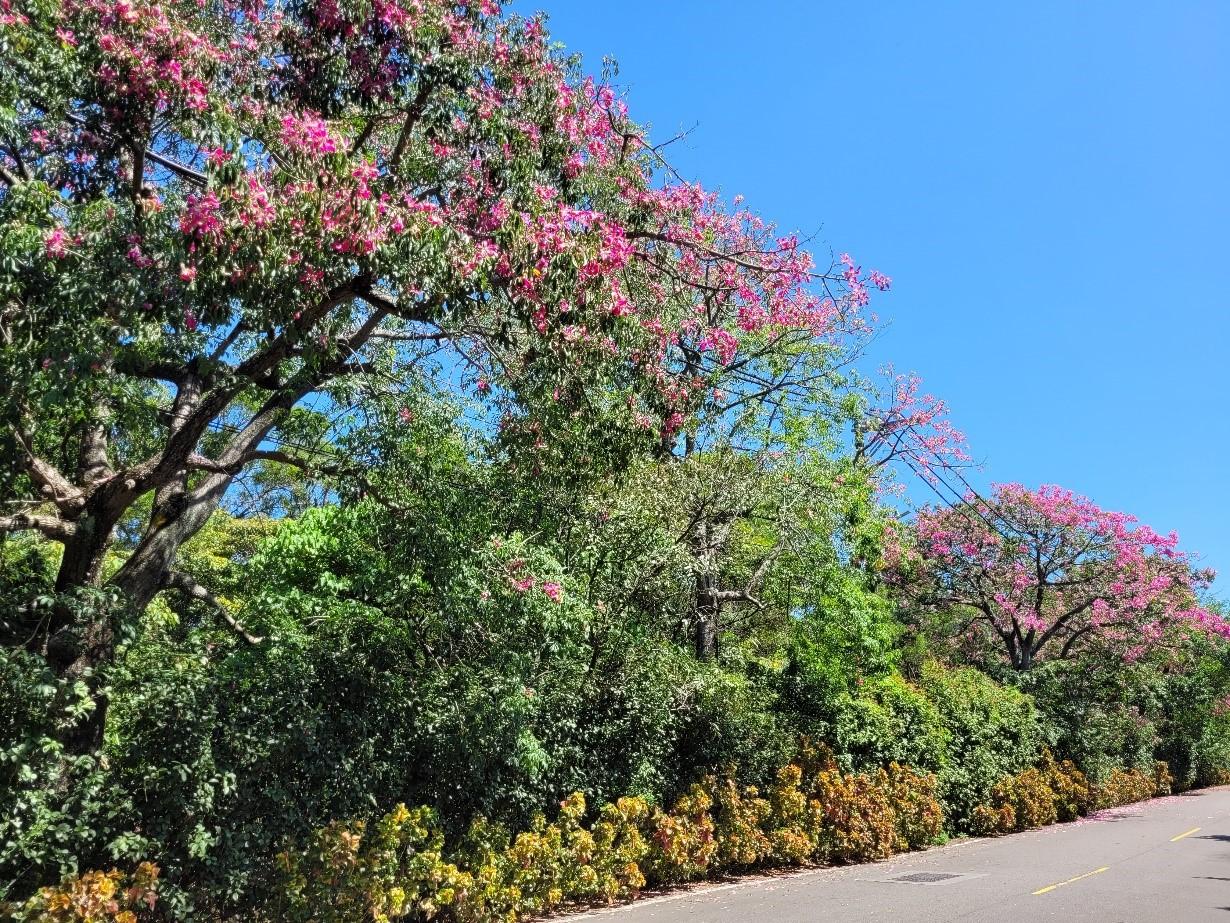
{"left": 587, "top": 797, "right": 651, "bottom": 902}
{"left": 971, "top": 756, "right": 1160, "bottom": 837}
{"left": 977, "top": 768, "right": 1056, "bottom": 831}
{"left": 884, "top": 763, "right": 944, "bottom": 850}
{"left": 267, "top": 748, "right": 1188, "bottom": 923}
{"left": 448, "top": 816, "right": 516, "bottom": 923}
{"left": 276, "top": 804, "right": 468, "bottom": 923}
{"left": 765, "top": 764, "right": 815, "bottom": 864}
{"left": 6, "top": 863, "right": 160, "bottom": 923}
{"left": 708, "top": 774, "right": 773, "bottom": 870}
{"left": 1093, "top": 767, "right": 1157, "bottom": 810}
{"left": 1153, "top": 761, "right": 1174, "bottom": 797}
{"left": 968, "top": 802, "right": 1016, "bottom": 836}
{"left": 1037, "top": 750, "right": 1092, "bottom": 822}
{"left": 809, "top": 768, "right": 896, "bottom": 863}
{"left": 645, "top": 784, "right": 717, "bottom": 884}
{"left": 451, "top": 793, "right": 620, "bottom": 920}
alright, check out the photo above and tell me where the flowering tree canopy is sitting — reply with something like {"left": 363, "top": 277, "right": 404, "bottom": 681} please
{"left": 889, "top": 484, "right": 1223, "bottom": 670}
{"left": 0, "top": 0, "right": 903, "bottom": 745}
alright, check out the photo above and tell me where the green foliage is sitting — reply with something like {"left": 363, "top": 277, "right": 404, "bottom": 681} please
{"left": 0, "top": 585, "right": 130, "bottom": 904}
{"left": 1, "top": 1, "right": 1225, "bottom": 920}
{"left": 916, "top": 662, "right": 1044, "bottom": 826}
{"left": 1191, "top": 714, "right": 1230, "bottom": 787}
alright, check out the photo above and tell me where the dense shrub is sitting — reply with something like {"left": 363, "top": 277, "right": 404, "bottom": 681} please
{"left": 1093, "top": 768, "right": 1159, "bottom": 810}
{"left": 764, "top": 765, "right": 814, "bottom": 864}
{"left": 970, "top": 756, "right": 1165, "bottom": 836}
{"left": 826, "top": 676, "right": 951, "bottom": 774}
{"left": 883, "top": 763, "right": 945, "bottom": 850}
{"left": 3, "top": 863, "right": 159, "bottom": 923}
{"left": 968, "top": 756, "right": 1086, "bottom": 836}
{"left": 968, "top": 804, "right": 1017, "bottom": 837}
{"left": 916, "top": 663, "right": 1044, "bottom": 826}
{"left": 709, "top": 776, "right": 772, "bottom": 870}
{"left": 810, "top": 768, "right": 897, "bottom": 863}
{"left": 275, "top": 805, "right": 466, "bottom": 923}
{"left": 1038, "top": 751, "right": 1093, "bottom": 822}
{"left": 1192, "top": 716, "right": 1230, "bottom": 787}
{"left": 268, "top": 748, "right": 947, "bottom": 922}
{"left": 644, "top": 785, "right": 718, "bottom": 884}
{"left": 986, "top": 768, "right": 1058, "bottom": 831}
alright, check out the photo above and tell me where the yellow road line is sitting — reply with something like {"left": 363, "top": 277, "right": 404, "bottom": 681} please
{"left": 1032, "top": 866, "right": 1110, "bottom": 895}
{"left": 1171, "top": 827, "right": 1201, "bottom": 842}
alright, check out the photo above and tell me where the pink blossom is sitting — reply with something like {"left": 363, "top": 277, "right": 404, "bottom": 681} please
{"left": 43, "top": 227, "right": 69, "bottom": 259}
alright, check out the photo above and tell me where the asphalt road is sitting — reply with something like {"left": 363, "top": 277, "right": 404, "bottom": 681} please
{"left": 566, "top": 786, "right": 1230, "bottom": 923}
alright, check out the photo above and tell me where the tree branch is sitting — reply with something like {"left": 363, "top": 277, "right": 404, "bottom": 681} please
{"left": 0, "top": 512, "right": 76, "bottom": 541}
{"left": 164, "top": 571, "right": 263, "bottom": 644}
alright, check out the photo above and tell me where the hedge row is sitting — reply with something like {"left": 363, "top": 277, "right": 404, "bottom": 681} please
{"left": 969, "top": 750, "right": 1172, "bottom": 836}
{"left": 266, "top": 746, "right": 942, "bottom": 923}
{"left": 6, "top": 751, "right": 1176, "bottom": 923}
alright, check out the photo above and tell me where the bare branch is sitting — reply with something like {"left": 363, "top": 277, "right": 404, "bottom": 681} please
{"left": 164, "top": 571, "right": 263, "bottom": 644}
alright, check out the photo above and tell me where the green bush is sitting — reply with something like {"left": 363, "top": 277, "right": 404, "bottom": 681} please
{"left": 827, "top": 675, "right": 951, "bottom": 774}
{"left": 916, "top": 662, "right": 1044, "bottom": 827}
{"left": 1191, "top": 714, "right": 1230, "bottom": 787}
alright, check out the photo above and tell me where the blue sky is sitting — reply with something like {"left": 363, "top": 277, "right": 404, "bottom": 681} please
{"left": 545, "top": 0, "right": 1229, "bottom": 583}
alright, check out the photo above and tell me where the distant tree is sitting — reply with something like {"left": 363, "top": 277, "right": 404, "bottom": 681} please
{"left": 889, "top": 483, "right": 1224, "bottom": 670}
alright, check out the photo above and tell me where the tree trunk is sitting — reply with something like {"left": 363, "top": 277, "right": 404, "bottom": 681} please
{"left": 695, "top": 571, "right": 719, "bottom": 660}
{"left": 111, "top": 474, "right": 232, "bottom": 613}
{"left": 40, "top": 474, "right": 234, "bottom": 754}
{"left": 42, "top": 520, "right": 120, "bottom": 754}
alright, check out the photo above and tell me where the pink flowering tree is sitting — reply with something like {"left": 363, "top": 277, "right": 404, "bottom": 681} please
{"left": 854, "top": 367, "right": 971, "bottom": 485}
{"left": 0, "top": 0, "right": 906, "bottom": 744}
{"left": 889, "top": 483, "right": 1223, "bottom": 670}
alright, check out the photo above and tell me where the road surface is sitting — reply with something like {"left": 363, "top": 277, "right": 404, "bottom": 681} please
{"left": 567, "top": 786, "right": 1230, "bottom": 922}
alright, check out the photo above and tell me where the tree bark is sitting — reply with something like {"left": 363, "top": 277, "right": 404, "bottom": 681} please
{"left": 695, "top": 571, "right": 719, "bottom": 660}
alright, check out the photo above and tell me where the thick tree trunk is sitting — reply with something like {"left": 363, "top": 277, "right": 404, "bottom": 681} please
{"left": 112, "top": 475, "right": 232, "bottom": 613}
{"left": 695, "top": 572, "right": 719, "bottom": 660}
{"left": 42, "top": 510, "right": 122, "bottom": 754}
{"left": 53, "top": 513, "right": 113, "bottom": 592}
{"left": 41, "top": 475, "right": 234, "bottom": 754}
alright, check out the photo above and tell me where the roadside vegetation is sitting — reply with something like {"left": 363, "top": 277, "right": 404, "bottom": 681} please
{"left": 1, "top": 0, "right": 1226, "bottom": 920}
